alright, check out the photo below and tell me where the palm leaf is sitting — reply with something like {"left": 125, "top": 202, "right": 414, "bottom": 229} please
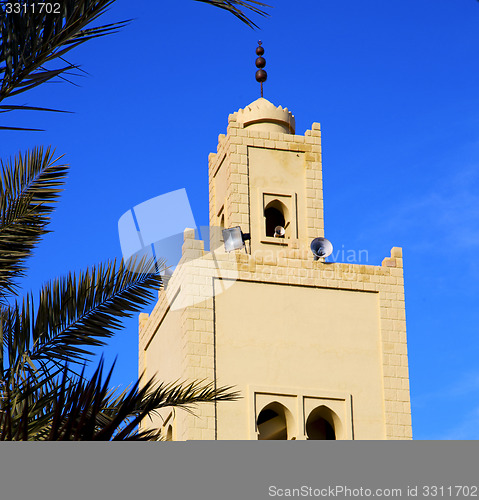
{"left": 0, "top": 367, "right": 59, "bottom": 440}
{"left": 2, "top": 257, "right": 162, "bottom": 382}
{"left": 0, "top": 125, "right": 44, "bottom": 131}
{"left": 0, "top": 1, "right": 130, "bottom": 104}
{"left": 0, "top": 102, "right": 71, "bottom": 129}
{"left": 0, "top": 147, "right": 68, "bottom": 301}
{"left": 0, "top": 359, "right": 240, "bottom": 440}
{"left": 194, "top": 0, "right": 270, "bottom": 28}
{"left": 0, "top": 105, "right": 70, "bottom": 113}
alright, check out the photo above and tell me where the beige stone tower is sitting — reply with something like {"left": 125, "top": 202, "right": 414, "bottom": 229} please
{"left": 138, "top": 98, "right": 412, "bottom": 440}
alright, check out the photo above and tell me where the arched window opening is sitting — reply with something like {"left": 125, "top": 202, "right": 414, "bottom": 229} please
{"left": 306, "top": 406, "right": 339, "bottom": 440}
{"left": 257, "top": 402, "right": 293, "bottom": 440}
{"left": 264, "top": 200, "right": 289, "bottom": 238}
{"left": 307, "top": 417, "right": 335, "bottom": 440}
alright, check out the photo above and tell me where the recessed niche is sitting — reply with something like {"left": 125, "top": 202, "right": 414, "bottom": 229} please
{"left": 262, "top": 193, "right": 297, "bottom": 243}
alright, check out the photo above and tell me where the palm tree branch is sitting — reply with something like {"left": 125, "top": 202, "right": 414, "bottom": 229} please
{"left": 0, "top": 147, "right": 68, "bottom": 300}
{"left": 8, "top": 258, "right": 163, "bottom": 368}
{"left": 193, "top": 0, "right": 270, "bottom": 28}
{"left": 0, "top": 1, "right": 130, "bottom": 102}
{"left": 1, "top": 352, "right": 240, "bottom": 440}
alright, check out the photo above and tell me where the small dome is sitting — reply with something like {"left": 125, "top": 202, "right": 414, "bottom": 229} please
{"left": 232, "top": 98, "right": 295, "bottom": 134}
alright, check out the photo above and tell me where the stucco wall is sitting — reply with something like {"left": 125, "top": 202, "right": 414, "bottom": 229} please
{"left": 141, "top": 301, "right": 183, "bottom": 434}
{"left": 215, "top": 281, "right": 385, "bottom": 439}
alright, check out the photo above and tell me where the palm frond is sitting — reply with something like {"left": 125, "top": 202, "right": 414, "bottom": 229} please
{"left": 0, "top": 1, "right": 130, "bottom": 105}
{"left": 0, "top": 104, "right": 72, "bottom": 113}
{"left": 0, "top": 125, "right": 44, "bottom": 131}
{"left": 0, "top": 367, "right": 60, "bottom": 440}
{"left": 0, "top": 359, "right": 240, "bottom": 440}
{"left": 2, "top": 257, "right": 162, "bottom": 378}
{"left": 194, "top": 0, "right": 270, "bottom": 28}
{"left": 0, "top": 147, "right": 68, "bottom": 301}
{"left": 0, "top": 103, "right": 71, "bottom": 129}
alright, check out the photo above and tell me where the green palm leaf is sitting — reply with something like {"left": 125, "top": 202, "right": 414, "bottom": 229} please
{"left": 0, "top": 365, "right": 60, "bottom": 440}
{"left": 0, "top": 147, "right": 68, "bottom": 301}
{"left": 2, "top": 257, "right": 162, "bottom": 383}
{"left": 0, "top": 1, "right": 129, "bottom": 102}
{"left": 194, "top": 0, "right": 270, "bottom": 28}
{"left": 1, "top": 359, "right": 240, "bottom": 440}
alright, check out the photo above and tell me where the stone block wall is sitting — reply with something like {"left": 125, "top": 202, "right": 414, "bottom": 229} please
{"left": 139, "top": 228, "right": 412, "bottom": 440}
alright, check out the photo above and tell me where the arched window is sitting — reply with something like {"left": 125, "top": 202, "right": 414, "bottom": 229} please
{"left": 257, "top": 402, "right": 294, "bottom": 440}
{"left": 306, "top": 406, "right": 340, "bottom": 440}
{"left": 264, "top": 200, "right": 289, "bottom": 238}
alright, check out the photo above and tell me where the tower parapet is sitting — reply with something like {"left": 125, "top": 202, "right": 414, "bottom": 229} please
{"left": 232, "top": 97, "right": 295, "bottom": 134}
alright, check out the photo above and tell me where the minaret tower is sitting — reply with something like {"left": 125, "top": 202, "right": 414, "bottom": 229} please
{"left": 138, "top": 44, "right": 412, "bottom": 440}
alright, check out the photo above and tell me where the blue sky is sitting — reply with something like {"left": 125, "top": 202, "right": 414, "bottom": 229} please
{"left": 2, "top": 0, "right": 479, "bottom": 439}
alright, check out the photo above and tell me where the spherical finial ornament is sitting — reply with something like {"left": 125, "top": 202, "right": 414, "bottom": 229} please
{"left": 255, "top": 69, "right": 267, "bottom": 83}
{"left": 255, "top": 57, "right": 266, "bottom": 68}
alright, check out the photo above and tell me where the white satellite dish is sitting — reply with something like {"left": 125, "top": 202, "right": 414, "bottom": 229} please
{"left": 274, "top": 226, "right": 285, "bottom": 238}
{"left": 310, "top": 237, "right": 333, "bottom": 260}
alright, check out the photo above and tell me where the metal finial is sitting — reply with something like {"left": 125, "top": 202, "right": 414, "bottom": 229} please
{"left": 255, "top": 41, "right": 267, "bottom": 97}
